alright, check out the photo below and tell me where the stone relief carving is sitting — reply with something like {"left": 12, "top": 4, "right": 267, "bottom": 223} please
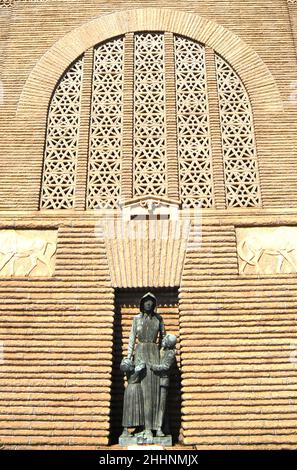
{"left": 236, "top": 227, "right": 297, "bottom": 275}
{"left": 121, "top": 196, "right": 180, "bottom": 221}
{"left": 0, "top": 230, "right": 57, "bottom": 277}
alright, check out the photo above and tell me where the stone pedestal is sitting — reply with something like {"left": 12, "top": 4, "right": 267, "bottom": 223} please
{"left": 119, "top": 435, "right": 172, "bottom": 447}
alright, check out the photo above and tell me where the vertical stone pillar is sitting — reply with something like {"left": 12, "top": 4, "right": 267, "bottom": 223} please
{"left": 75, "top": 47, "right": 93, "bottom": 209}
{"left": 164, "top": 32, "right": 179, "bottom": 200}
{"left": 205, "top": 46, "right": 226, "bottom": 209}
{"left": 121, "top": 33, "right": 134, "bottom": 202}
{"left": 287, "top": 1, "right": 297, "bottom": 58}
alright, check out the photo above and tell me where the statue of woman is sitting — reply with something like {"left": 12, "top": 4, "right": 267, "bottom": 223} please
{"left": 127, "top": 292, "right": 166, "bottom": 442}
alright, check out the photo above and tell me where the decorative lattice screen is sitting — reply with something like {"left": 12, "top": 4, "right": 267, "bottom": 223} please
{"left": 1, "top": 1, "right": 14, "bottom": 7}
{"left": 40, "top": 57, "right": 83, "bottom": 209}
{"left": 86, "top": 37, "right": 124, "bottom": 209}
{"left": 133, "top": 33, "right": 167, "bottom": 197}
{"left": 215, "top": 54, "right": 261, "bottom": 207}
{"left": 41, "top": 33, "right": 261, "bottom": 210}
{"left": 174, "top": 35, "right": 214, "bottom": 208}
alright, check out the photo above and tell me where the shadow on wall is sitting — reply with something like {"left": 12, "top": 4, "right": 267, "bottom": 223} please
{"left": 109, "top": 287, "right": 181, "bottom": 445}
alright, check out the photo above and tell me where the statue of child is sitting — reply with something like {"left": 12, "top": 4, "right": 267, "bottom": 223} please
{"left": 120, "top": 357, "right": 146, "bottom": 438}
{"left": 150, "top": 334, "right": 176, "bottom": 437}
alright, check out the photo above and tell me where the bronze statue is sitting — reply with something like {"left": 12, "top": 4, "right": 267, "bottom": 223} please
{"left": 119, "top": 292, "right": 176, "bottom": 446}
{"left": 126, "top": 292, "right": 166, "bottom": 443}
{"left": 120, "top": 358, "right": 146, "bottom": 438}
{"left": 150, "top": 334, "right": 176, "bottom": 437}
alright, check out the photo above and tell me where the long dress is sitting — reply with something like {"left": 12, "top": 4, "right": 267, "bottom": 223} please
{"left": 122, "top": 369, "right": 144, "bottom": 428}
{"left": 127, "top": 312, "right": 166, "bottom": 430}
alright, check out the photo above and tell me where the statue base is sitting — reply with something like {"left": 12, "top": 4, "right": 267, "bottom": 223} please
{"left": 119, "top": 435, "right": 172, "bottom": 447}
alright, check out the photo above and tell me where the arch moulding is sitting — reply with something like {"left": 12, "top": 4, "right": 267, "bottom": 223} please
{"left": 17, "top": 8, "right": 283, "bottom": 119}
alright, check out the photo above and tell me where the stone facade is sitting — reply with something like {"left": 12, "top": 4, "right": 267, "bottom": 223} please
{"left": 1, "top": 0, "right": 297, "bottom": 450}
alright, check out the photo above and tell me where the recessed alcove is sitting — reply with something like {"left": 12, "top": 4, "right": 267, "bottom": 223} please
{"left": 109, "top": 287, "right": 181, "bottom": 444}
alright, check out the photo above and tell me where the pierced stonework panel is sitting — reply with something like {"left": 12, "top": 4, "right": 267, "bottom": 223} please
{"left": 0, "top": 230, "right": 57, "bottom": 277}
{"left": 133, "top": 33, "right": 167, "bottom": 197}
{"left": 174, "top": 35, "right": 214, "bottom": 208}
{"left": 40, "top": 31, "right": 264, "bottom": 210}
{"left": 1, "top": 1, "right": 14, "bottom": 6}
{"left": 40, "top": 57, "right": 83, "bottom": 209}
{"left": 87, "top": 37, "right": 124, "bottom": 209}
{"left": 215, "top": 54, "right": 261, "bottom": 208}
{"left": 236, "top": 227, "right": 297, "bottom": 275}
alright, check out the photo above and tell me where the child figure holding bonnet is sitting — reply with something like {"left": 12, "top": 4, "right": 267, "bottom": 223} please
{"left": 120, "top": 357, "right": 146, "bottom": 437}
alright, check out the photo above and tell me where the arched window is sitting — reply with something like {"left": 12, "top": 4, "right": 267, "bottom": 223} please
{"left": 174, "top": 35, "right": 213, "bottom": 208}
{"left": 40, "top": 32, "right": 261, "bottom": 210}
{"left": 215, "top": 54, "right": 261, "bottom": 207}
{"left": 40, "top": 57, "right": 83, "bottom": 209}
{"left": 87, "top": 37, "right": 124, "bottom": 209}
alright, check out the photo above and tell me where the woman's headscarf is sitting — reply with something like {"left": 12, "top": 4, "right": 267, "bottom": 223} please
{"left": 139, "top": 292, "right": 157, "bottom": 315}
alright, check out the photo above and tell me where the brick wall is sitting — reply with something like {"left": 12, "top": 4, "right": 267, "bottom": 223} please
{"left": 0, "top": 0, "right": 296, "bottom": 208}
{"left": 0, "top": 220, "right": 114, "bottom": 448}
{"left": 179, "top": 212, "right": 297, "bottom": 449}
{"left": 1, "top": 0, "right": 297, "bottom": 450}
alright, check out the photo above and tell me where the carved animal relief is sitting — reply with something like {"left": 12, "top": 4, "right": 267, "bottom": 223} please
{"left": 236, "top": 227, "right": 297, "bottom": 275}
{"left": 0, "top": 230, "right": 57, "bottom": 277}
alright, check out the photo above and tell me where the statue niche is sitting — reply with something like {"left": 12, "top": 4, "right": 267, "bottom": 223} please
{"left": 119, "top": 292, "right": 176, "bottom": 447}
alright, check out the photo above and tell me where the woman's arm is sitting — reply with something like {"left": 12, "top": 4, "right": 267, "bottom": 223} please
{"left": 159, "top": 315, "right": 166, "bottom": 341}
{"left": 127, "top": 316, "right": 137, "bottom": 359}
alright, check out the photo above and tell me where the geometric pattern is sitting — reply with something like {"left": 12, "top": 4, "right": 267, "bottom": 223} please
{"left": 133, "top": 33, "right": 167, "bottom": 197}
{"left": 174, "top": 35, "right": 214, "bottom": 208}
{"left": 215, "top": 54, "right": 261, "bottom": 207}
{"left": 1, "top": 1, "right": 14, "bottom": 6}
{"left": 41, "top": 33, "right": 262, "bottom": 211}
{"left": 40, "top": 57, "right": 83, "bottom": 209}
{"left": 86, "top": 37, "right": 124, "bottom": 209}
